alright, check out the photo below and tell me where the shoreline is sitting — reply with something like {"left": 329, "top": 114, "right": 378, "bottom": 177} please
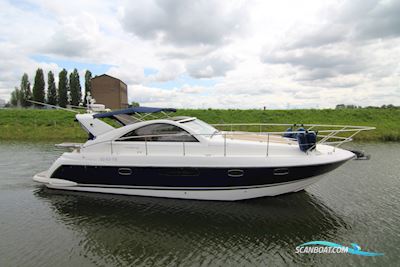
{"left": 0, "top": 108, "right": 399, "bottom": 142}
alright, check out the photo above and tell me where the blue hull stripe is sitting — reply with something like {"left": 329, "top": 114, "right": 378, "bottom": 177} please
{"left": 51, "top": 160, "right": 348, "bottom": 188}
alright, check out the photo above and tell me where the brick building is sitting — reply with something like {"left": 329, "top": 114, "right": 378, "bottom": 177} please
{"left": 91, "top": 74, "right": 128, "bottom": 110}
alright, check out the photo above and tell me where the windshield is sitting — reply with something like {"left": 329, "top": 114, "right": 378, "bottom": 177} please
{"left": 181, "top": 119, "right": 218, "bottom": 136}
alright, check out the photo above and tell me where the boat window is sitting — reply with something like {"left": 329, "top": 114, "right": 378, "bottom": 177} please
{"left": 117, "top": 123, "right": 198, "bottom": 142}
{"left": 180, "top": 119, "right": 218, "bottom": 136}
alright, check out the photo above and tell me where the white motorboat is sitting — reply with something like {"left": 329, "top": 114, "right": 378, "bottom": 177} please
{"left": 33, "top": 107, "right": 374, "bottom": 201}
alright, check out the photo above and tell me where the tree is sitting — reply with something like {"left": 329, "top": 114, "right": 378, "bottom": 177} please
{"left": 58, "top": 69, "right": 69, "bottom": 108}
{"left": 47, "top": 71, "right": 57, "bottom": 105}
{"left": 84, "top": 70, "right": 92, "bottom": 106}
{"left": 20, "top": 73, "right": 32, "bottom": 107}
{"left": 10, "top": 87, "right": 22, "bottom": 107}
{"left": 131, "top": 101, "right": 140, "bottom": 107}
{"left": 335, "top": 104, "right": 345, "bottom": 109}
{"left": 32, "top": 68, "right": 45, "bottom": 106}
{"left": 69, "top": 68, "right": 81, "bottom": 106}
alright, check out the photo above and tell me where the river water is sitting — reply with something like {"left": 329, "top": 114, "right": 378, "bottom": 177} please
{"left": 0, "top": 142, "right": 399, "bottom": 266}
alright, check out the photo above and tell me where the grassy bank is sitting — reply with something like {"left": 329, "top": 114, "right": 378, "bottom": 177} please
{"left": 0, "top": 108, "right": 399, "bottom": 142}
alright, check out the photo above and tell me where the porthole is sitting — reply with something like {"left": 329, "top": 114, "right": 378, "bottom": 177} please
{"left": 118, "top": 168, "right": 132, "bottom": 176}
{"left": 228, "top": 169, "right": 244, "bottom": 178}
{"left": 273, "top": 168, "right": 289, "bottom": 176}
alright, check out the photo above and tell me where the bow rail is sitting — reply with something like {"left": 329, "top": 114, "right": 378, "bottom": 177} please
{"left": 211, "top": 123, "right": 375, "bottom": 147}
{"left": 73, "top": 123, "right": 374, "bottom": 157}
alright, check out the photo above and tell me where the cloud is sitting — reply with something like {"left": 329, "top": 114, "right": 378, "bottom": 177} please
{"left": 186, "top": 54, "right": 236, "bottom": 78}
{"left": 261, "top": 44, "right": 365, "bottom": 81}
{"left": 121, "top": 0, "right": 248, "bottom": 46}
{"left": 286, "top": 0, "right": 400, "bottom": 49}
{"left": 107, "top": 64, "right": 145, "bottom": 85}
{"left": 179, "top": 85, "right": 205, "bottom": 94}
{"left": 0, "top": 0, "right": 399, "bottom": 108}
{"left": 263, "top": 46, "right": 360, "bottom": 69}
{"left": 44, "top": 13, "right": 101, "bottom": 58}
{"left": 145, "top": 61, "right": 185, "bottom": 82}
{"left": 350, "top": 0, "right": 400, "bottom": 40}
{"left": 287, "top": 26, "right": 349, "bottom": 49}
{"left": 260, "top": 0, "right": 400, "bottom": 88}
{"left": 128, "top": 84, "right": 268, "bottom": 109}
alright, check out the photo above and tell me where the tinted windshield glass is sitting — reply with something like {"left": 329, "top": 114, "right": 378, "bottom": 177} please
{"left": 181, "top": 119, "right": 218, "bottom": 136}
{"left": 118, "top": 123, "right": 198, "bottom": 142}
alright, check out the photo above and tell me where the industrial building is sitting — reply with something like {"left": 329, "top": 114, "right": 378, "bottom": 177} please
{"left": 91, "top": 74, "right": 128, "bottom": 110}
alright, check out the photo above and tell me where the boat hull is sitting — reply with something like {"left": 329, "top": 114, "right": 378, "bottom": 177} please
{"left": 34, "top": 159, "right": 349, "bottom": 201}
{"left": 43, "top": 176, "right": 323, "bottom": 201}
{"left": 49, "top": 160, "right": 346, "bottom": 188}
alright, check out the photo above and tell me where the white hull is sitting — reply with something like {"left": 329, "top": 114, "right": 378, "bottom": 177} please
{"left": 35, "top": 172, "right": 323, "bottom": 201}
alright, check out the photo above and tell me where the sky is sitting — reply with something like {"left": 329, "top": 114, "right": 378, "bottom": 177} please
{"left": 0, "top": 0, "right": 399, "bottom": 109}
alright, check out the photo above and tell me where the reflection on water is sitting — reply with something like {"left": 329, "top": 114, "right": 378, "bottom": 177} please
{"left": 34, "top": 187, "right": 345, "bottom": 266}
{"left": 0, "top": 142, "right": 399, "bottom": 266}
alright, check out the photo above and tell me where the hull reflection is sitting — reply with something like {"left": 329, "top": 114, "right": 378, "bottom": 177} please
{"left": 34, "top": 188, "right": 347, "bottom": 266}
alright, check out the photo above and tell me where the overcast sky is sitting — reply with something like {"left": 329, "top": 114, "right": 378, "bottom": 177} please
{"left": 1, "top": 0, "right": 399, "bottom": 108}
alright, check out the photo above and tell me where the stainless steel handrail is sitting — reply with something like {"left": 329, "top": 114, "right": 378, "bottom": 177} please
{"left": 80, "top": 123, "right": 375, "bottom": 157}
{"left": 212, "top": 122, "right": 375, "bottom": 129}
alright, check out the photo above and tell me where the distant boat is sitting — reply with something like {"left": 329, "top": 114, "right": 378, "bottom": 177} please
{"left": 33, "top": 107, "right": 374, "bottom": 201}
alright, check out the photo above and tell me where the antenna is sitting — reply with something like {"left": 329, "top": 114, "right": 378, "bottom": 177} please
{"left": 27, "top": 100, "right": 80, "bottom": 113}
{"left": 28, "top": 96, "right": 109, "bottom": 114}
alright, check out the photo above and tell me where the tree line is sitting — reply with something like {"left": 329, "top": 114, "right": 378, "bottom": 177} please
{"left": 10, "top": 68, "right": 92, "bottom": 108}
{"left": 335, "top": 104, "right": 400, "bottom": 109}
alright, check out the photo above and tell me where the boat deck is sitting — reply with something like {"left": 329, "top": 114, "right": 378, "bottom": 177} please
{"left": 226, "top": 133, "right": 297, "bottom": 145}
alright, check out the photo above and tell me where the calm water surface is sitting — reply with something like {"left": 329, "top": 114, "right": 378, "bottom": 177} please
{"left": 0, "top": 142, "right": 399, "bottom": 266}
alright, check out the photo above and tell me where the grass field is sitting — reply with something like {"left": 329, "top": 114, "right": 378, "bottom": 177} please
{"left": 0, "top": 108, "right": 399, "bottom": 142}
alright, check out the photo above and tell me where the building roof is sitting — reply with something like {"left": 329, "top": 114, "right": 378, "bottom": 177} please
{"left": 91, "top": 74, "right": 127, "bottom": 86}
